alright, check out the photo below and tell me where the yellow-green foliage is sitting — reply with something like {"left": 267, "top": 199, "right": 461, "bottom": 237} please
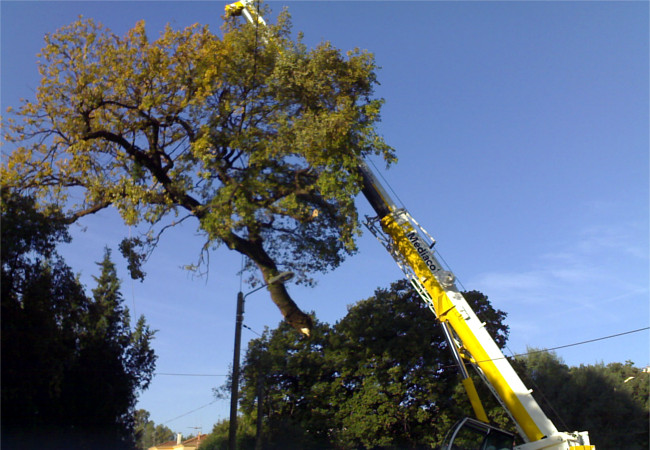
{"left": 2, "top": 5, "right": 394, "bottom": 284}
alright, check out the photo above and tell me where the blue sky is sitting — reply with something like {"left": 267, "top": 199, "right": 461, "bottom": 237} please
{"left": 2, "top": 0, "right": 648, "bottom": 439}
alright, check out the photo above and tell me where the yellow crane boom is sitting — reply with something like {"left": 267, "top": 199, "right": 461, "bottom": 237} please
{"left": 224, "top": 3, "right": 595, "bottom": 448}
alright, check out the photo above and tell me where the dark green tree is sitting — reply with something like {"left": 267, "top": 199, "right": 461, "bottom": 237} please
{"left": 234, "top": 317, "right": 333, "bottom": 449}
{"left": 134, "top": 409, "right": 175, "bottom": 449}
{"left": 1, "top": 192, "right": 157, "bottom": 450}
{"left": 1, "top": 192, "right": 89, "bottom": 448}
{"left": 234, "top": 280, "right": 510, "bottom": 449}
{"left": 515, "top": 351, "right": 649, "bottom": 449}
{"left": 60, "top": 247, "right": 157, "bottom": 447}
{"left": 604, "top": 360, "right": 649, "bottom": 411}
{"left": 199, "top": 417, "right": 257, "bottom": 450}
{"left": 326, "top": 282, "right": 509, "bottom": 449}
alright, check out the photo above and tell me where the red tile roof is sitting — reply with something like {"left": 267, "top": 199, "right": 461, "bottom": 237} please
{"left": 151, "top": 439, "right": 177, "bottom": 449}
{"left": 183, "top": 434, "right": 206, "bottom": 445}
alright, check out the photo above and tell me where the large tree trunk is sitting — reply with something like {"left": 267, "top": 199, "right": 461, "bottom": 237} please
{"left": 225, "top": 231, "right": 312, "bottom": 336}
{"left": 179, "top": 195, "right": 312, "bottom": 336}
{"left": 264, "top": 275, "right": 312, "bottom": 336}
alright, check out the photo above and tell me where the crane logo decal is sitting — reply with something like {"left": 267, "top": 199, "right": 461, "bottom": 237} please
{"left": 406, "top": 231, "right": 438, "bottom": 273}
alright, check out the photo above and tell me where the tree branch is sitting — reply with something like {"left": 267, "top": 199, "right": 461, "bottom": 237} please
{"left": 62, "top": 200, "right": 112, "bottom": 224}
{"left": 82, "top": 129, "right": 205, "bottom": 217}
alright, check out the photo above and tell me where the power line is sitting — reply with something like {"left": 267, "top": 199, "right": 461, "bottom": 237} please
{"left": 162, "top": 400, "right": 218, "bottom": 425}
{"left": 451, "top": 326, "right": 650, "bottom": 368}
{"left": 152, "top": 328, "right": 648, "bottom": 428}
{"left": 155, "top": 327, "right": 649, "bottom": 377}
{"left": 243, "top": 323, "right": 262, "bottom": 336}
{"left": 511, "top": 326, "right": 650, "bottom": 359}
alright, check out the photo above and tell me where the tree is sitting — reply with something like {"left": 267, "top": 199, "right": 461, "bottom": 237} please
{"left": 1, "top": 192, "right": 157, "bottom": 449}
{"left": 326, "top": 282, "right": 510, "bottom": 449}
{"left": 134, "top": 409, "right": 174, "bottom": 449}
{"left": 62, "top": 247, "right": 157, "bottom": 446}
{"left": 1, "top": 193, "right": 89, "bottom": 448}
{"left": 241, "top": 318, "right": 334, "bottom": 449}
{"left": 199, "top": 418, "right": 257, "bottom": 450}
{"left": 234, "top": 280, "right": 511, "bottom": 449}
{"left": 2, "top": 3, "right": 394, "bottom": 335}
{"left": 514, "top": 351, "right": 650, "bottom": 450}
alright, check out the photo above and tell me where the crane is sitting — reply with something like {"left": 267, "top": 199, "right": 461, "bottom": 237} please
{"left": 359, "top": 161, "right": 593, "bottom": 450}
{"left": 224, "top": 2, "right": 595, "bottom": 448}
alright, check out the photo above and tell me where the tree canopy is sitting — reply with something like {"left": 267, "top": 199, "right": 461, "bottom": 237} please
{"left": 134, "top": 409, "right": 175, "bottom": 449}
{"left": 226, "top": 281, "right": 648, "bottom": 449}
{"left": 514, "top": 351, "right": 649, "bottom": 450}
{"left": 1, "top": 192, "right": 157, "bottom": 449}
{"left": 1, "top": 4, "right": 394, "bottom": 334}
{"left": 232, "top": 280, "right": 511, "bottom": 449}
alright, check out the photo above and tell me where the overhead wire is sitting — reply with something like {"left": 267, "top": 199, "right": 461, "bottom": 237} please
{"left": 154, "top": 328, "right": 647, "bottom": 427}
{"left": 162, "top": 400, "right": 218, "bottom": 425}
{"left": 243, "top": 323, "right": 262, "bottom": 336}
{"left": 368, "top": 157, "right": 408, "bottom": 210}
{"left": 441, "top": 326, "right": 650, "bottom": 369}
{"left": 155, "top": 326, "right": 649, "bottom": 378}
{"left": 503, "top": 326, "right": 649, "bottom": 362}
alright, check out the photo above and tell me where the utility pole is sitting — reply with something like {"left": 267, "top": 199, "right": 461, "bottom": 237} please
{"left": 228, "top": 291, "right": 245, "bottom": 450}
{"left": 228, "top": 271, "right": 294, "bottom": 450}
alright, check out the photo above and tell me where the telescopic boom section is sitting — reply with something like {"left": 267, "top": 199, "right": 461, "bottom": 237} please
{"left": 359, "top": 164, "right": 593, "bottom": 449}
{"left": 360, "top": 163, "right": 553, "bottom": 440}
